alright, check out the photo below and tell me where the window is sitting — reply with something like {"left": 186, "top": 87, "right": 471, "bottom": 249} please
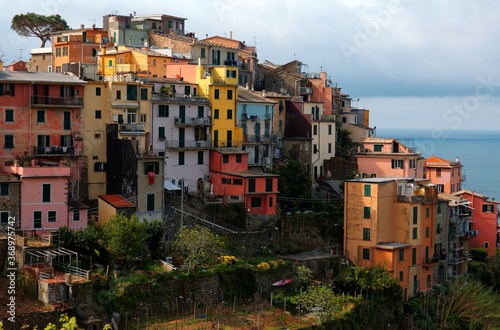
{"left": 200, "top": 48, "right": 206, "bottom": 59}
{"left": 178, "top": 152, "right": 185, "bottom": 165}
{"left": 328, "top": 124, "right": 332, "bottom": 135}
{"left": 391, "top": 159, "right": 403, "bottom": 168}
{"left": 96, "top": 87, "right": 101, "bottom": 96}
{"left": 437, "top": 202, "right": 442, "bottom": 214}
{"left": 426, "top": 227, "right": 430, "bottom": 238}
{"left": 251, "top": 197, "right": 262, "bottom": 208}
{"left": 313, "top": 125, "right": 317, "bottom": 135}
{"left": 227, "top": 109, "right": 232, "bottom": 119}
{"left": 484, "top": 242, "right": 490, "bottom": 249}
{"left": 95, "top": 110, "right": 102, "bottom": 119}
{"left": 436, "top": 168, "right": 441, "bottom": 177}
{"left": 451, "top": 184, "right": 455, "bottom": 193}
{"left": 412, "top": 207, "right": 418, "bottom": 224}
{"left": 451, "top": 169, "right": 455, "bottom": 177}
{"left": 146, "top": 193, "right": 155, "bottom": 211}
{"left": 426, "top": 207, "right": 430, "bottom": 218}
{"left": 233, "top": 179, "right": 243, "bottom": 185}
{"left": 116, "top": 90, "right": 121, "bottom": 99}
{"left": 399, "top": 249, "right": 404, "bottom": 261}
{"left": 56, "top": 48, "right": 61, "bottom": 57}
{"left": 436, "top": 184, "right": 444, "bottom": 193}
{"left": 94, "top": 162, "right": 106, "bottom": 172}
{"left": 222, "top": 178, "right": 231, "bottom": 184}
{"left": 159, "top": 105, "right": 169, "bottom": 117}
{"left": 363, "top": 206, "right": 370, "bottom": 219}
{"left": 412, "top": 227, "right": 418, "bottom": 239}
{"left": 0, "top": 183, "right": 8, "bottom": 195}
{"left": 140, "top": 114, "right": 146, "bottom": 123}
{"left": 328, "top": 143, "right": 332, "bottom": 153}
{"left": 399, "top": 271, "right": 404, "bottom": 281}
{"left": 34, "top": 211, "right": 42, "bottom": 229}
{"left": 409, "top": 159, "right": 416, "bottom": 169}
{"left": 37, "top": 110, "right": 45, "bottom": 123}
{"left": 236, "top": 154, "right": 242, "bottom": 163}
{"left": 482, "top": 204, "right": 494, "bottom": 213}
{"left": 48, "top": 211, "right": 56, "bottom": 223}
{"left": 412, "top": 248, "right": 417, "bottom": 265}
{"left": 5, "top": 109, "right": 13, "bottom": 122}
{"left": 144, "top": 161, "right": 160, "bottom": 174}
{"left": 127, "top": 85, "right": 138, "bottom": 101}
{"left": 363, "top": 228, "right": 371, "bottom": 240}
{"left": 362, "top": 248, "right": 370, "bottom": 260}
{"left": 269, "top": 197, "right": 274, "bottom": 207}
{"left": 197, "top": 151, "right": 203, "bottom": 165}
{"left": 214, "top": 89, "right": 220, "bottom": 99}
{"left": 214, "top": 109, "right": 219, "bottom": 119}
{"left": 63, "top": 111, "right": 71, "bottom": 130}
{"left": 248, "top": 178, "right": 256, "bottom": 192}
{"left": 108, "top": 59, "right": 113, "bottom": 68}
{"left": 266, "top": 178, "right": 273, "bottom": 192}
{"left": 60, "top": 135, "right": 72, "bottom": 147}
{"left": 0, "top": 211, "right": 9, "bottom": 225}
{"left": 278, "top": 120, "right": 283, "bottom": 132}
{"left": 184, "top": 85, "right": 191, "bottom": 95}
{"left": 364, "top": 185, "right": 371, "bottom": 197}
{"left": 227, "top": 90, "right": 233, "bottom": 100}
{"left": 313, "top": 144, "right": 318, "bottom": 154}
{"left": 4, "top": 135, "right": 13, "bottom": 149}
{"left": 437, "top": 223, "right": 442, "bottom": 234}
{"left": 222, "top": 155, "right": 229, "bottom": 163}
{"left": 158, "top": 127, "right": 166, "bottom": 141}
{"left": 42, "top": 184, "right": 51, "bottom": 203}
{"left": 374, "top": 144, "right": 383, "bottom": 152}
{"left": 140, "top": 88, "right": 148, "bottom": 100}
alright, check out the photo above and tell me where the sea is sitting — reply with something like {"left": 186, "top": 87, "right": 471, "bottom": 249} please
{"left": 376, "top": 128, "right": 500, "bottom": 201}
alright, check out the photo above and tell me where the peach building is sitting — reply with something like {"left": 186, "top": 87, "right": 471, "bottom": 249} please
{"left": 356, "top": 138, "right": 425, "bottom": 179}
{"left": 426, "top": 156, "right": 464, "bottom": 194}
{"left": 344, "top": 177, "right": 444, "bottom": 299}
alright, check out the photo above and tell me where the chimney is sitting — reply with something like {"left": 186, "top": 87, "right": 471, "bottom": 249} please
{"left": 456, "top": 156, "right": 460, "bottom": 163}
{"left": 229, "top": 31, "right": 232, "bottom": 39}
{"left": 80, "top": 24, "right": 84, "bottom": 29}
{"left": 262, "top": 89, "right": 266, "bottom": 97}
{"left": 245, "top": 83, "right": 249, "bottom": 90}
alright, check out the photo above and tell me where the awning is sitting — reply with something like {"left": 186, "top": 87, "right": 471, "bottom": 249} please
{"left": 164, "top": 180, "right": 181, "bottom": 191}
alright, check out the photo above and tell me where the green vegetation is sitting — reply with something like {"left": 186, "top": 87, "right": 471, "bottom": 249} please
{"left": 272, "top": 159, "right": 312, "bottom": 210}
{"left": 11, "top": 13, "right": 70, "bottom": 47}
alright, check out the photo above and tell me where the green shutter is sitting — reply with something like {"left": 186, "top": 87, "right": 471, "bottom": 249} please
{"left": 248, "top": 178, "right": 256, "bottom": 192}
{"left": 363, "top": 206, "right": 370, "bottom": 219}
{"left": 364, "top": 185, "right": 371, "bottom": 196}
{"left": 413, "top": 207, "right": 418, "bottom": 224}
{"left": 266, "top": 178, "right": 273, "bottom": 192}
{"left": 147, "top": 193, "right": 155, "bottom": 211}
{"left": 42, "top": 184, "right": 51, "bottom": 202}
{"left": 64, "top": 112, "right": 71, "bottom": 130}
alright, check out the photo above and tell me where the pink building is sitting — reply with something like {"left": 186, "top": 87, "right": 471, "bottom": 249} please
{"left": 426, "top": 156, "right": 464, "bottom": 194}
{"left": 209, "top": 149, "right": 279, "bottom": 218}
{"left": 454, "top": 190, "right": 499, "bottom": 256}
{"left": 5, "top": 162, "right": 87, "bottom": 235}
{"left": 356, "top": 138, "right": 425, "bottom": 179}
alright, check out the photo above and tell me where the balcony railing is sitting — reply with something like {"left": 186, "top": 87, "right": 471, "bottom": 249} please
{"left": 396, "top": 195, "right": 425, "bottom": 203}
{"left": 119, "top": 123, "right": 145, "bottom": 135}
{"left": 151, "top": 94, "right": 209, "bottom": 104}
{"left": 32, "top": 146, "right": 74, "bottom": 155}
{"left": 166, "top": 140, "right": 211, "bottom": 149}
{"left": 422, "top": 253, "right": 446, "bottom": 266}
{"left": 31, "top": 95, "right": 83, "bottom": 107}
{"left": 213, "top": 140, "right": 242, "bottom": 148}
{"left": 174, "top": 116, "right": 212, "bottom": 126}
{"left": 245, "top": 135, "right": 273, "bottom": 143}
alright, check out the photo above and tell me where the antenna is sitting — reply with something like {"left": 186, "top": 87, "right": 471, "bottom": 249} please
{"left": 19, "top": 48, "right": 23, "bottom": 60}
{"left": 88, "top": 18, "right": 96, "bottom": 26}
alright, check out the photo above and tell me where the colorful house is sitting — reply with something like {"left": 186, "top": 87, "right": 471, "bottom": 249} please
{"left": 344, "top": 178, "right": 450, "bottom": 299}
{"left": 426, "top": 156, "right": 464, "bottom": 193}
{"left": 356, "top": 138, "right": 425, "bottom": 179}
{"left": 454, "top": 190, "right": 499, "bottom": 256}
{"left": 0, "top": 173, "right": 21, "bottom": 230}
{"left": 5, "top": 163, "right": 87, "bottom": 235}
{"left": 209, "top": 149, "right": 279, "bottom": 220}
{"left": 97, "top": 194, "right": 135, "bottom": 227}
{"left": 0, "top": 70, "right": 87, "bottom": 200}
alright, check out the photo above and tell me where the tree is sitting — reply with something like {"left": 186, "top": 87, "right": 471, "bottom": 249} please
{"left": 11, "top": 13, "right": 70, "bottom": 47}
{"left": 335, "top": 265, "right": 402, "bottom": 297}
{"left": 336, "top": 129, "right": 356, "bottom": 161}
{"left": 173, "top": 225, "right": 225, "bottom": 273}
{"left": 144, "top": 219, "right": 164, "bottom": 259}
{"left": 103, "top": 214, "right": 146, "bottom": 267}
{"left": 272, "top": 159, "right": 312, "bottom": 209}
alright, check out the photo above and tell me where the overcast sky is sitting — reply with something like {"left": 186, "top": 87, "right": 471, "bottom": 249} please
{"left": 1, "top": 0, "right": 499, "bottom": 131}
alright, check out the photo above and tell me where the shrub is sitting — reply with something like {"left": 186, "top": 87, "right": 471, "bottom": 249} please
{"left": 269, "top": 260, "right": 278, "bottom": 269}
{"left": 257, "top": 261, "right": 270, "bottom": 271}
{"left": 470, "top": 248, "right": 488, "bottom": 262}
{"left": 217, "top": 255, "right": 238, "bottom": 265}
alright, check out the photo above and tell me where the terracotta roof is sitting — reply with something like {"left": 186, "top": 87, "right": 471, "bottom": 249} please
{"left": 222, "top": 171, "right": 279, "bottom": 178}
{"left": 237, "top": 86, "right": 277, "bottom": 103}
{"left": 426, "top": 155, "right": 461, "bottom": 167}
{"left": 99, "top": 194, "right": 135, "bottom": 208}
{"left": 0, "top": 173, "right": 20, "bottom": 182}
{"left": 454, "top": 190, "right": 500, "bottom": 203}
{"left": 0, "top": 71, "right": 86, "bottom": 84}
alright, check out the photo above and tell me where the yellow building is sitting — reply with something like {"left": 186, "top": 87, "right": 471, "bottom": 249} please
{"left": 195, "top": 63, "right": 243, "bottom": 147}
{"left": 344, "top": 177, "right": 443, "bottom": 299}
{"left": 98, "top": 46, "right": 180, "bottom": 81}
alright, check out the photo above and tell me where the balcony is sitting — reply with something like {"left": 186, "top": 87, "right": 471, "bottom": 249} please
{"left": 224, "top": 60, "right": 238, "bottom": 66}
{"left": 174, "top": 116, "right": 212, "bottom": 127}
{"left": 466, "top": 230, "right": 479, "bottom": 238}
{"left": 396, "top": 195, "right": 424, "bottom": 203}
{"left": 422, "top": 253, "right": 446, "bottom": 266}
{"left": 31, "top": 95, "right": 83, "bottom": 107}
{"left": 115, "top": 63, "right": 137, "bottom": 73}
{"left": 321, "top": 114, "right": 336, "bottom": 122}
{"left": 461, "top": 174, "right": 466, "bottom": 181}
{"left": 166, "top": 140, "right": 211, "bottom": 150}
{"left": 32, "top": 146, "right": 75, "bottom": 156}
{"left": 244, "top": 135, "right": 273, "bottom": 143}
{"left": 151, "top": 94, "right": 209, "bottom": 105}
{"left": 119, "top": 123, "right": 146, "bottom": 136}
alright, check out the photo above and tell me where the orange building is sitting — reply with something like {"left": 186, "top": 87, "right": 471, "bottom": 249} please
{"left": 344, "top": 178, "right": 444, "bottom": 299}
{"left": 426, "top": 156, "right": 464, "bottom": 193}
{"left": 52, "top": 25, "right": 111, "bottom": 74}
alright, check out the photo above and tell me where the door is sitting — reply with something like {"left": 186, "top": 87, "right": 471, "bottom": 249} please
{"left": 254, "top": 145, "right": 259, "bottom": 164}
{"left": 254, "top": 123, "right": 261, "bottom": 142}
{"left": 63, "top": 112, "right": 71, "bottom": 130}
{"left": 179, "top": 105, "right": 185, "bottom": 123}
{"left": 179, "top": 128, "right": 185, "bottom": 148}
{"left": 214, "top": 130, "right": 218, "bottom": 148}
{"left": 226, "top": 130, "right": 232, "bottom": 147}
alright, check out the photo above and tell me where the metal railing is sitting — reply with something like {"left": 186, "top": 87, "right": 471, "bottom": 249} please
{"left": 31, "top": 95, "right": 83, "bottom": 106}
{"left": 166, "top": 140, "right": 211, "bottom": 149}
{"left": 32, "top": 146, "right": 74, "bottom": 155}
{"left": 172, "top": 206, "right": 243, "bottom": 233}
{"left": 174, "top": 116, "right": 211, "bottom": 126}
{"left": 119, "top": 123, "right": 145, "bottom": 132}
